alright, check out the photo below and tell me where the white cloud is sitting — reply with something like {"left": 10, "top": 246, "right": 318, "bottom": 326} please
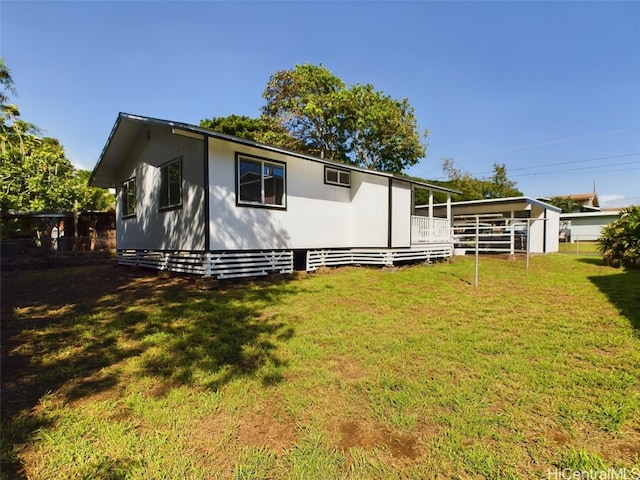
{"left": 599, "top": 194, "right": 638, "bottom": 208}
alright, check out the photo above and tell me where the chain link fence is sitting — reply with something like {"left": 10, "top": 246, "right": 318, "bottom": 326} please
{"left": 1, "top": 232, "right": 116, "bottom": 269}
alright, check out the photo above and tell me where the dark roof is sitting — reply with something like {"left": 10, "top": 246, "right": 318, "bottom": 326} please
{"left": 90, "top": 112, "right": 460, "bottom": 195}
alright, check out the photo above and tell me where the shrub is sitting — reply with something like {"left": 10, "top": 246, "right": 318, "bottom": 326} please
{"left": 598, "top": 206, "right": 640, "bottom": 269}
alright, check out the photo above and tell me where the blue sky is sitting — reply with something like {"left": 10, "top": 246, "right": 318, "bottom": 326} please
{"left": 2, "top": 0, "right": 639, "bottom": 207}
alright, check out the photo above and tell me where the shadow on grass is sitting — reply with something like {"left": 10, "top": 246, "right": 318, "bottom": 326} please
{"left": 577, "top": 257, "right": 607, "bottom": 266}
{"left": 1, "top": 263, "right": 296, "bottom": 479}
{"left": 588, "top": 268, "right": 640, "bottom": 335}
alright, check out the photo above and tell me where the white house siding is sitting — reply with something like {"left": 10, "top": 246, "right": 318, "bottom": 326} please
{"left": 207, "top": 137, "right": 395, "bottom": 250}
{"left": 545, "top": 208, "right": 560, "bottom": 252}
{"left": 390, "top": 180, "right": 412, "bottom": 248}
{"left": 116, "top": 125, "right": 205, "bottom": 251}
{"left": 560, "top": 212, "right": 618, "bottom": 242}
{"left": 571, "top": 221, "right": 604, "bottom": 241}
{"left": 348, "top": 172, "right": 389, "bottom": 248}
{"left": 527, "top": 206, "right": 546, "bottom": 253}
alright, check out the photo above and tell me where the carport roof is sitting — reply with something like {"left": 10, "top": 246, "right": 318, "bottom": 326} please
{"left": 422, "top": 196, "right": 561, "bottom": 217}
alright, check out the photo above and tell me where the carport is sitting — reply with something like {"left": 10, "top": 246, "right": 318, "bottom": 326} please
{"left": 417, "top": 196, "right": 561, "bottom": 254}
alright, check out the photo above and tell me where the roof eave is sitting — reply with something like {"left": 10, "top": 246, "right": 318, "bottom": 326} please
{"left": 89, "top": 112, "right": 460, "bottom": 195}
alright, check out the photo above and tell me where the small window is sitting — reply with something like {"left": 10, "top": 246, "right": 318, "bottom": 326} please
{"left": 325, "top": 166, "right": 351, "bottom": 187}
{"left": 237, "top": 155, "right": 286, "bottom": 208}
{"left": 159, "top": 158, "right": 182, "bottom": 210}
{"left": 122, "top": 177, "right": 136, "bottom": 217}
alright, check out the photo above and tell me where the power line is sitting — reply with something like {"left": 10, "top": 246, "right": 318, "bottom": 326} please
{"left": 509, "top": 153, "right": 639, "bottom": 172}
{"left": 473, "top": 127, "right": 640, "bottom": 157}
{"left": 510, "top": 161, "right": 640, "bottom": 178}
{"left": 469, "top": 153, "right": 640, "bottom": 177}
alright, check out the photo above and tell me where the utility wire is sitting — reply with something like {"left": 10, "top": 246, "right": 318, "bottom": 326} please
{"left": 469, "top": 153, "right": 640, "bottom": 177}
{"left": 510, "top": 161, "right": 640, "bottom": 177}
{"left": 508, "top": 153, "right": 639, "bottom": 172}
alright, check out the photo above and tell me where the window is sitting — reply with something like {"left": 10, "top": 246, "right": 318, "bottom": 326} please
{"left": 159, "top": 158, "right": 182, "bottom": 210}
{"left": 122, "top": 177, "right": 136, "bottom": 217}
{"left": 237, "top": 155, "right": 286, "bottom": 208}
{"left": 325, "top": 166, "right": 351, "bottom": 187}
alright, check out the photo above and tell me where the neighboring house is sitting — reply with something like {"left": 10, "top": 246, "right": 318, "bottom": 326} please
{"left": 89, "top": 113, "right": 459, "bottom": 278}
{"left": 547, "top": 192, "right": 600, "bottom": 212}
{"left": 420, "top": 196, "right": 561, "bottom": 254}
{"left": 559, "top": 210, "right": 620, "bottom": 243}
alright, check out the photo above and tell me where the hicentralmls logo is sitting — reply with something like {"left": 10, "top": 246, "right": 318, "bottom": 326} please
{"left": 547, "top": 467, "right": 640, "bottom": 480}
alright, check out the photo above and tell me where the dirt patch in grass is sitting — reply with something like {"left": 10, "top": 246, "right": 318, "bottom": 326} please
{"left": 235, "top": 410, "right": 298, "bottom": 452}
{"left": 334, "top": 419, "right": 420, "bottom": 460}
{"left": 547, "top": 429, "right": 573, "bottom": 446}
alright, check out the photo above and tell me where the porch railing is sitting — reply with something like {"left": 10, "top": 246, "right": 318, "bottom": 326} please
{"left": 411, "top": 216, "right": 452, "bottom": 244}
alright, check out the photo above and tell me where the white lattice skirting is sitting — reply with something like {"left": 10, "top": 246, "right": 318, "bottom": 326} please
{"left": 118, "top": 244, "right": 453, "bottom": 279}
{"left": 306, "top": 244, "right": 453, "bottom": 271}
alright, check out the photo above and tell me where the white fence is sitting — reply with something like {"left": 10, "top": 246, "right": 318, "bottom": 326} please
{"left": 411, "top": 216, "right": 452, "bottom": 244}
{"left": 453, "top": 221, "right": 527, "bottom": 254}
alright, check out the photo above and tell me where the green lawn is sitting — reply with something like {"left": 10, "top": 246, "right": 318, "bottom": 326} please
{"left": 557, "top": 241, "right": 600, "bottom": 254}
{"left": 2, "top": 255, "right": 639, "bottom": 479}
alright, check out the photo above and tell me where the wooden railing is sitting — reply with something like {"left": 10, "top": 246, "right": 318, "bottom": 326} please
{"left": 411, "top": 216, "right": 451, "bottom": 244}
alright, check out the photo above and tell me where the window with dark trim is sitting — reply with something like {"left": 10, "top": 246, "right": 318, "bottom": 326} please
{"left": 237, "top": 154, "right": 286, "bottom": 208}
{"left": 159, "top": 157, "right": 182, "bottom": 210}
{"left": 325, "top": 166, "right": 351, "bottom": 187}
{"left": 122, "top": 177, "right": 136, "bottom": 217}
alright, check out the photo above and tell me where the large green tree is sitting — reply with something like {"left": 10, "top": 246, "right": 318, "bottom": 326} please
{"left": 261, "top": 63, "right": 349, "bottom": 162}
{"left": 199, "top": 114, "right": 305, "bottom": 152}
{"left": 261, "top": 63, "right": 428, "bottom": 172}
{"left": 0, "top": 58, "right": 114, "bottom": 214}
{"left": 338, "top": 83, "right": 428, "bottom": 171}
{"left": 201, "top": 64, "right": 428, "bottom": 173}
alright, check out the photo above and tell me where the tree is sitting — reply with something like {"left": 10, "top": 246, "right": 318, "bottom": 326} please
{"left": 546, "top": 197, "right": 577, "bottom": 214}
{"left": 442, "top": 158, "right": 486, "bottom": 200}
{"left": 0, "top": 58, "right": 114, "bottom": 214}
{"left": 484, "top": 163, "right": 521, "bottom": 198}
{"left": 199, "top": 114, "right": 305, "bottom": 153}
{"left": 75, "top": 169, "right": 115, "bottom": 211}
{"left": 339, "top": 83, "right": 427, "bottom": 172}
{"left": 1, "top": 130, "right": 78, "bottom": 212}
{"left": 598, "top": 206, "right": 640, "bottom": 269}
{"left": 200, "top": 114, "right": 268, "bottom": 141}
{"left": 262, "top": 63, "right": 348, "bottom": 161}
{"left": 441, "top": 158, "right": 521, "bottom": 201}
{"left": 261, "top": 63, "right": 428, "bottom": 172}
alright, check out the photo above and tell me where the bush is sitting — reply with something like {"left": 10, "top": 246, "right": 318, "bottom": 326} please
{"left": 598, "top": 206, "right": 640, "bottom": 269}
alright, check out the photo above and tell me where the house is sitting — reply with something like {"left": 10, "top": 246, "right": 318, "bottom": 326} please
{"left": 559, "top": 210, "right": 620, "bottom": 243}
{"left": 89, "top": 113, "right": 459, "bottom": 278}
{"left": 419, "top": 196, "right": 561, "bottom": 254}
{"left": 547, "top": 192, "right": 599, "bottom": 212}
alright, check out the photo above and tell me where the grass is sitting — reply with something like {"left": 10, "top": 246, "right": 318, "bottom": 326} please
{"left": 557, "top": 241, "right": 600, "bottom": 254}
{"left": 2, "top": 254, "right": 639, "bottom": 479}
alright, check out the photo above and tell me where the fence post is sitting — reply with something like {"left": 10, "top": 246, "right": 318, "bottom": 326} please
{"left": 475, "top": 215, "right": 479, "bottom": 287}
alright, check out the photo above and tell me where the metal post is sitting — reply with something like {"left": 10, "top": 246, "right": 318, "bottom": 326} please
{"left": 475, "top": 215, "right": 479, "bottom": 287}
{"left": 526, "top": 219, "right": 531, "bottom": 270}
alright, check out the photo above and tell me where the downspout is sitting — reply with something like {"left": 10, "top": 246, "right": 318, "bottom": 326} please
{"left": 428, "top": 189, "right": 434, "bottom": 218}
{"left": 387, "top": 178, "right": 393, "bottom": 248}
{"left": 203, "top": 135, "right": 210, "bottom": 253}
{"left": 543, "top": 208, "right": 548, "bottom": 253}
{"left": 428, "top": 189, "right": 434, "bottom": 242}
